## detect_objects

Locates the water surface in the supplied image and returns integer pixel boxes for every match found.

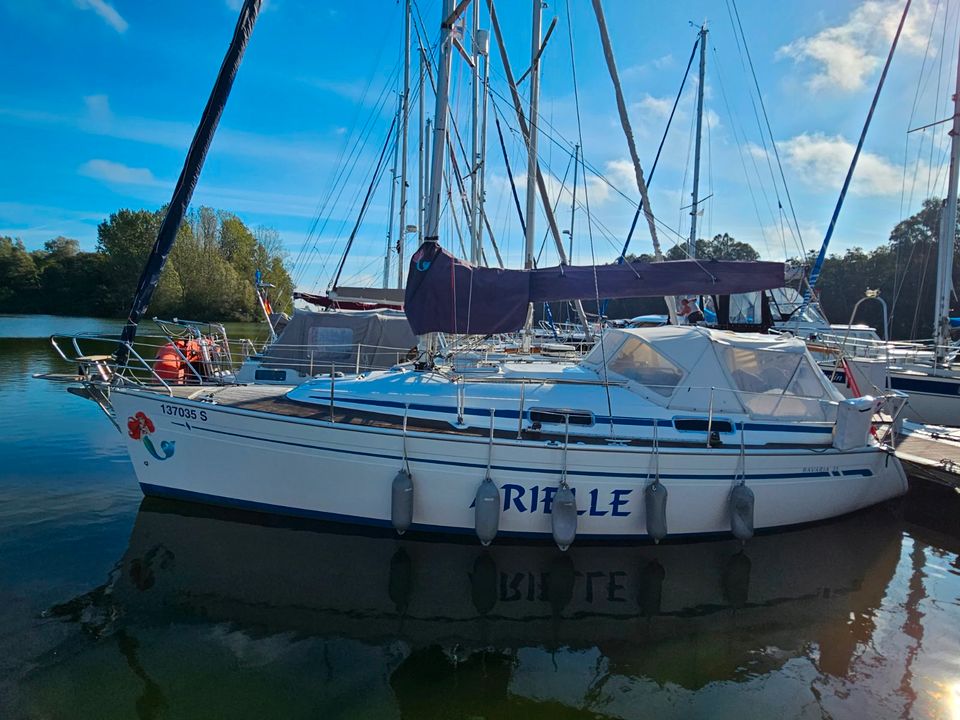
[1,315,958,719]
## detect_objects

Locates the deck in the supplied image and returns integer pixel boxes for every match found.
[888,424,960,489]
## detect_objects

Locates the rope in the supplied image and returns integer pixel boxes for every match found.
[402,403,411,474]
[735,420,747,487]
[485,408,495,475]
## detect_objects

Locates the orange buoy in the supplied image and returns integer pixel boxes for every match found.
[155,342,186,383]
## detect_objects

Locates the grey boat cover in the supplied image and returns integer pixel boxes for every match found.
[261,308,416,373]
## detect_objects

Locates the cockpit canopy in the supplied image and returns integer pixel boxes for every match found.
[581,326,843,420]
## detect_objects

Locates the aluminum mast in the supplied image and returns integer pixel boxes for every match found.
[688,21,707,259]
[934,35,960,359]
[396,0,412,287]
[424,0,457,242]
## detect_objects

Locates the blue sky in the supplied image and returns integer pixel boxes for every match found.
[0,0,956,292]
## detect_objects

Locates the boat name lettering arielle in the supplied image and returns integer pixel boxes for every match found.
[470,484,632,517]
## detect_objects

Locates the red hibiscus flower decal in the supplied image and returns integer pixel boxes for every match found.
[127,411,156,440]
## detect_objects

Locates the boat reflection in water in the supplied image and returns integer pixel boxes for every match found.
[32,498,909,718]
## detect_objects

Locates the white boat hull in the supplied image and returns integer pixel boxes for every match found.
[111,388,908,540]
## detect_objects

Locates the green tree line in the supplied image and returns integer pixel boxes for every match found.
[810,198,958,340]
[0,207,294,321]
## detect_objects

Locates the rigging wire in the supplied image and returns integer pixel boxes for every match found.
[712,48,773,254]
[618,34,700,261]
[801,0,915,310]
[893,0,944,322]
[481,67,696,255]
[292,8,410,288]
[492,105,527,237]
[679,75,698,244]
[329,111,400,289]
[726,0,805,259]
[308,0,443,292]
[288,9,400,281]
[568,0,614,436]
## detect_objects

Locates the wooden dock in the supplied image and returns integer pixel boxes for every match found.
[886,423,960,490]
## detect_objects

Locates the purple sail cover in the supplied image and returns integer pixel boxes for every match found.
[529,259,783,302]
[404,243,530,335]
[404,243,785,335]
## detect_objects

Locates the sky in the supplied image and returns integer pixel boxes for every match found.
[0,0,957,293]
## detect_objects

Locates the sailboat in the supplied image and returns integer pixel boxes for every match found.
[789,1,960,427]
[46,0,907,548]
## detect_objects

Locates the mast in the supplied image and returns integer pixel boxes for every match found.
[934,38,960,358]
[413,45,426,267]
[569,143,579,260]
[424,0,457,242]
[522,0,543,350]
[477,27,491,264]
[469,0,482,264]
[397,0,412,287]
[688,21,707,259]
[117,0,262,361]
[590,0,676,325]
[524,0,542,271]
[383,105,400,288]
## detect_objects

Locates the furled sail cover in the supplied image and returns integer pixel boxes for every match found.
[404,242,786,335]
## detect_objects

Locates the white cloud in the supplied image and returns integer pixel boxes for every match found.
[777,0,936,92]
[604,159,639,192]
[630,90,717,129]
[74,0,128,33]
[778,132,910,196]
[704,108,721,130]
[67,94,336,166]
[635,94,673,120]
[76,157,335,220]
[78,159,161,186]
[623,53,674,79]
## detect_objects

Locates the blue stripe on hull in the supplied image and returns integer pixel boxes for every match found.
[890,375,960,397]
[185,421,870,482]
[825,367,960,397]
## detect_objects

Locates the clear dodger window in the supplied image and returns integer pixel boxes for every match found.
[606,335,684,397]
[721,346,834,420]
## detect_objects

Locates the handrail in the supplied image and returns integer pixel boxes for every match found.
[49,334,176,395]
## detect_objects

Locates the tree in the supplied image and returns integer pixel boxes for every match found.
[665,233,760,261]
[806,197,959,339]
[96,209,182,316]
[43,236,80,259]
[0,236,38,309]
[0,206,317,321]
